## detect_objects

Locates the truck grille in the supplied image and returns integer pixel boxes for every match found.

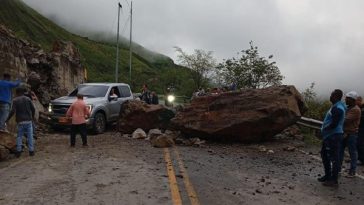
[52,104,70,115]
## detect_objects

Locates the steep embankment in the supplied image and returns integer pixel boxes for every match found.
[0,0,191,93]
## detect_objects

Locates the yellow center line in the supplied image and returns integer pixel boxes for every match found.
[163,148,182,205]
[173,147,201,205]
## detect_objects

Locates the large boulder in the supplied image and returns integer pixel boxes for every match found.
[171,85,306,142]
[118,100,175,134]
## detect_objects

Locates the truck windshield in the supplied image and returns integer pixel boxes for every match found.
[69,85,109,98]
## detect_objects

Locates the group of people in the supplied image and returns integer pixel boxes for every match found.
[0,73,90,157]
[140,84,159,105]
[192,84,238,99]
[0,73,35,157]
[319,89,364,187]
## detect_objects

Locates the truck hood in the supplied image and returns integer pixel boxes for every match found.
[51,96,105,105]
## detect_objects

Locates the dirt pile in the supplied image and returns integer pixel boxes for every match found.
[117,100,175,134]
[0,24,85,106]
[171,85,306,142]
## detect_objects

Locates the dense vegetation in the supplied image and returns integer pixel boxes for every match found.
[0,0,195,96]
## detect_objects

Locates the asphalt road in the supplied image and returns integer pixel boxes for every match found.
[0,132,363,205]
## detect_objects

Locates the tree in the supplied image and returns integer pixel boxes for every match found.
[175,47,216,90]
[301,82,331,120]
[302,82,317,102]
[216,41,284,89]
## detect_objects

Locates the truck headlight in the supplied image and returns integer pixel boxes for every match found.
[48,103,52,113]
[167,95,175,103]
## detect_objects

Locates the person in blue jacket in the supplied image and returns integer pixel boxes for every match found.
[318,89,346,187]
[0,73,21,131]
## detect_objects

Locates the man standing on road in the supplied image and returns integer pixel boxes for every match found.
[339,91,361,177]
[6,87,35,157]
[0,73,20,132]
[66,94,90,147]
[318,89,346,187]
[357,96,364,165]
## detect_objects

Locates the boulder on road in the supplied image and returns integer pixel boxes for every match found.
[150,134,175,148]
[171,85,305,142]
[147,129,163,140]
[118,100,175,134]
[132,128,147,139]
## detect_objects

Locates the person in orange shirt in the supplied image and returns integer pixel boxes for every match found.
[66,94,90,147]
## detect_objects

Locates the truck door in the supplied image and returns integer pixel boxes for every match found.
[108,86,122,121]
[117,85,132,113]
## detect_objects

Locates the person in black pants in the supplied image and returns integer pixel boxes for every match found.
[318,89,346,187]
[66,94,90,147]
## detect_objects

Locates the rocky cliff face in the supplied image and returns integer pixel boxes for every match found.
[0,24,85,106]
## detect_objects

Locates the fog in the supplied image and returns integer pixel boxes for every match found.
[23,0,364,96]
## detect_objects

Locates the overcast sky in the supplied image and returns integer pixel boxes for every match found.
[23,0,364,96]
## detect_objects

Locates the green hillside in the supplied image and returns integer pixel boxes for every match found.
[0,0,195,95]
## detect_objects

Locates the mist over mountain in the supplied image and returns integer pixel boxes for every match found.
[0,0,196,96]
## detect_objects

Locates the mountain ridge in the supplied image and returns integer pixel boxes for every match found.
[0,0,194,95]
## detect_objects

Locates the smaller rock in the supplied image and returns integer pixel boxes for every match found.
[147,129,162,140]
[0,145,10,161]
[267,150,274,154]
[132,128,147,139]
[255,189,263,194]
[258,146,267,152]
[122,134,130,138]
[0,131,16,150]
[151,134,175,148]
[174,138,185,145]
[183,138,205,146]
[283,146,296,152]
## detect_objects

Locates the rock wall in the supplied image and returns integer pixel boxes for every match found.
[0,24,85,106]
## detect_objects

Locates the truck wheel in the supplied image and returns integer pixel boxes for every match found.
[93,112,106,134]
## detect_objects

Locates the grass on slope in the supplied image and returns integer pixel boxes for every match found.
[0,0,171,87]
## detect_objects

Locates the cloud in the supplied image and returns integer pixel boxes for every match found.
[23,0,364,96]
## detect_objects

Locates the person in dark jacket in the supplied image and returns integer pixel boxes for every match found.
[6,87,35,157]
[318,89,346,187]
[140,84,151,104]
[0,73,20,131]
[151,91,159,105]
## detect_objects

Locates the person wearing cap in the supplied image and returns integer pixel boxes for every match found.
[6,87,35,157]
[318,89,346,187]
[356,96,364,165]
[339,91,361,177]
